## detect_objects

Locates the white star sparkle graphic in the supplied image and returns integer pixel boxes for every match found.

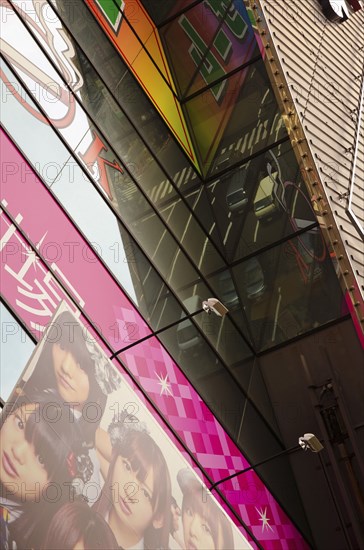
[255,507,274,532]
[22,246,41,270]
[21,232,47,272]
[155,372,173,396]
[35,232,47,251]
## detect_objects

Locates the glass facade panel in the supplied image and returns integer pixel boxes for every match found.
[160,0,260,99]
[207,140,317,261]
[96,1,175,90]
[128,249,187,330]
[140,0,202,26]
[74,114,225,278]
[207,268,252,340]
[156,197,224,274]
[49,137,205,314]
[233,232,347,350]
[51,160,138,304]
[231,356,280,434]
[54,0,196,186]
[184,186,226,256]
[175,283,253,366]
[159,0,232,97]
[184,59,288,175]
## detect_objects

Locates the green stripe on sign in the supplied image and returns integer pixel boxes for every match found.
[95,0,125,32]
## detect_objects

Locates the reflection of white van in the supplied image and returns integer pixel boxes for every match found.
[177,296,202,352]
[253,171,281,222]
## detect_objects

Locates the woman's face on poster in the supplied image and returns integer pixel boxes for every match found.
[0,404,49,501]
[52,343,90,405]
[182,505,215,550]
[111,455,156,541]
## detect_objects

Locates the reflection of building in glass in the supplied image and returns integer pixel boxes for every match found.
[1,0,363,548]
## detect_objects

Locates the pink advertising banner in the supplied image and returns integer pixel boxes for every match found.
[0,301,253,549]
[0,129,309,548]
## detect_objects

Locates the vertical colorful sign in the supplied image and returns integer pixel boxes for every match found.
[85,0,265,175]
[85,0,199,170]
[153,0,265,172]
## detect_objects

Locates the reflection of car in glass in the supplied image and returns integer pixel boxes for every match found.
[253,150,286,222]
[177,296,202,352]
[226,163,250,214]
[218,271,240,310]
[253,171,281,222]
[241,258,266,300]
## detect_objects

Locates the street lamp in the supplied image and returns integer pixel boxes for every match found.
[109,298,228,359]
[209,433,324,492]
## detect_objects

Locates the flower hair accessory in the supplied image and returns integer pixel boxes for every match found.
[108,409,149,448]
[85,339,121,395]
[67,449,94,498]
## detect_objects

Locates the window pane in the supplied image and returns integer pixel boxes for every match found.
[184,60,288,175]
[233,232,347,350]
[175,285,253,366]
[207,141,317,261]
[161,0,260,98]
[140,0,199,25]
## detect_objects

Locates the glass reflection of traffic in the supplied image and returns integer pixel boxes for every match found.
[203,141,345,351]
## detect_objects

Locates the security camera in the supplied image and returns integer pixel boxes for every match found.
[298,433,324,453]
[202,298,229,317]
